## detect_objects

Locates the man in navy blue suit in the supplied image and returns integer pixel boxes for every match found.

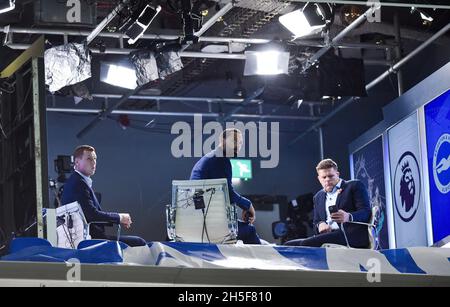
[61,145,146,247]
[286,159,371,248]
[190,129,261,244]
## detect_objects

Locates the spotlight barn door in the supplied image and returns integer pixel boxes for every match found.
[0,37,49,240]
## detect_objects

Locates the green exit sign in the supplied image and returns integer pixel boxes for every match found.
[230,159,252,180]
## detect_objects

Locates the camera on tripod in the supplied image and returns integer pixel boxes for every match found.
[272,193,314,244]
[54,155,73,183]
[49,155,74,208]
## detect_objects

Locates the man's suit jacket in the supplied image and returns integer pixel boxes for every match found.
[61,172,120,239]
[313,180,371,242]
[190,149,252,211]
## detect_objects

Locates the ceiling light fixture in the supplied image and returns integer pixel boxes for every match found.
[100,62,138,89]
[279,3,332,39]
[244,50,290,76]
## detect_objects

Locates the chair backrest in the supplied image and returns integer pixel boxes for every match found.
[368,205,381,250]
[167,179,238,244]
[55,202,90,249]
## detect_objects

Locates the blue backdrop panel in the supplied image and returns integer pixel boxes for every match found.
[424,89,450,243]
[352,136,389,249]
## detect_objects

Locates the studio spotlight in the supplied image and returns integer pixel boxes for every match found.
[100,62,137,89]
[279,3,332,39]
[0,0,15,14]
[244,51,290,76]
[126,5,161,45]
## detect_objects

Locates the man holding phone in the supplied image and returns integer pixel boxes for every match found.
[286,159,371,248]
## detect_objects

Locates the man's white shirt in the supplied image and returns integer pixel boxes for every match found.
[325,179,343,231]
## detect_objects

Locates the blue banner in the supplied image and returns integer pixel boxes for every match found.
[3,238,450,277]
[352,136,390,249]
[424,89,450,243]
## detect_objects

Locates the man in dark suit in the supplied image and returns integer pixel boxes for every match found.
[61,145,146,247]
[286,159,371,248]
[190,129,261,244]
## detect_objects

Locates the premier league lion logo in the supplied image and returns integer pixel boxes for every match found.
[399,161,415,212]
[394,152,421,222]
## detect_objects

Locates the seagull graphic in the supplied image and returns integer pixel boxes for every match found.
[436,154,450,174]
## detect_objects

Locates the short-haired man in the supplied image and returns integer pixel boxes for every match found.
[286,159,371,248]
[61,145,146,247]
[190,129,261,244]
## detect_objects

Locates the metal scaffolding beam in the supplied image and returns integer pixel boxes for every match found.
[7,45,394,64]
[0,37,45,78]
[222,86,265,122]
[86,0,130,45]
[302,5,378,72]
[5,44,249,59]
[89,93,263,104]
[2,27,400,54]
[76,84,146,138]
[195,2,234,38]
[0,26,271,45]
[47,108,320,121]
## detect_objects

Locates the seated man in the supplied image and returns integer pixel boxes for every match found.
[61,145,146,247]
[190,128,261,244]
[286,159,371,248]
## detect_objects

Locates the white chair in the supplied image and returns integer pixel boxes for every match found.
[367,205,382,250]
[55,202,90,249]
[322,205,381,250]
[166,179,238,244]
[53,202,121,249]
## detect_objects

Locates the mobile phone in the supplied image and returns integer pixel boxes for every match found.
[329,205,338,214]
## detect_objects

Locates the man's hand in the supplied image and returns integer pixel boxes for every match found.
[242,205,256,224]
[119,213,132,229]
[331,210,351,224]
[318,222,332,234]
